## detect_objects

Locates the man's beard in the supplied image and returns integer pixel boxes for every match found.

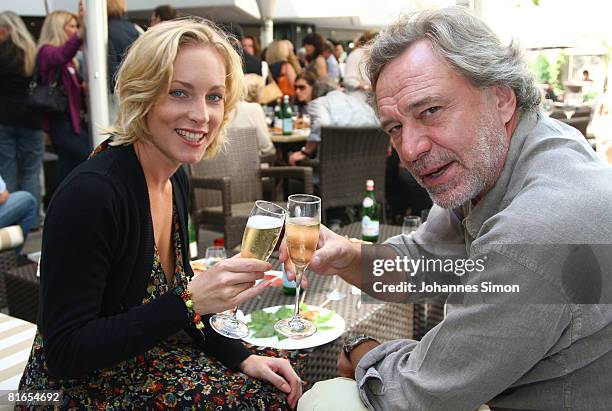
[404,116,508,209]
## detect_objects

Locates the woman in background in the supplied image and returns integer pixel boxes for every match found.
[37,9,91,183]
[229,74,276,158]
[302,33,327,82]
[0,11,44,228]
[265,40,299,98]
[293,71,320,117]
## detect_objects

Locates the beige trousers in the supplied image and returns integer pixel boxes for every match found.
[297,377,369,411]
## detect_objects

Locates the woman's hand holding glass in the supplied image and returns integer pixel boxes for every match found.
[187,256,271,316]
[209,201,286,339]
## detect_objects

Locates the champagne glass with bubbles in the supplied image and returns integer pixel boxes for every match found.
[275,194,321,338]
[209,201,286,339]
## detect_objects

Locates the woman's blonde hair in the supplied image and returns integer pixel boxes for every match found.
[107,0,127,17]
[37,11,77,50]
[106,18,246,159]
[244,74,264,103]
[266,40,301,75]
[265,40,290,65]
[0,11,37,76]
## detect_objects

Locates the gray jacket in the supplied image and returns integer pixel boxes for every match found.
[356,111,612,410]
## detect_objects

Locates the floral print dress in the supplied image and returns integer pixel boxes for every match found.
[18,205,304,410]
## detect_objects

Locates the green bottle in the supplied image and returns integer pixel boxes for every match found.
[188,215,198,260]
[281,95,294,136]
[281,263,296,295]
[360,179,379,243]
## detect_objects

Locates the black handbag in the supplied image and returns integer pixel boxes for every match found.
[24,65,68,115]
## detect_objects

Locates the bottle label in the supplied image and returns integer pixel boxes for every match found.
[363,197,374,208]
[281,263,296,288]
[189,241,198,259]
[282,118,293,133]
[362,216,380,237]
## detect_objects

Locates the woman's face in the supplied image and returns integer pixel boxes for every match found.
[295,79,313,104]
[303,44,315,57]
[0,26,9,42]
[145,43,226,168]
[63,17,78,38]
[241,37,254,56]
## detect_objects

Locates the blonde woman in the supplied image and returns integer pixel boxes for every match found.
[37,9,90,183]
[18,19,301,409]
[265,40,299,97]
[0,11,44,228]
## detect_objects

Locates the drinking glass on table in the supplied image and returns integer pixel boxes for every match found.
[402,215,422,235]
[209,201,286,339]
[205,246,226,267]
[275,194,321,338]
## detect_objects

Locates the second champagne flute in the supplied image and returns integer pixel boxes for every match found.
[209,201,286,339]
[275,194,321,338]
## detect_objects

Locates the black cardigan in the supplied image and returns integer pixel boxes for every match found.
[39,144,250,378]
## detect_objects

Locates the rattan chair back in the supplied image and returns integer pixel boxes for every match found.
[190,128,263,209]
[318,126,389,220]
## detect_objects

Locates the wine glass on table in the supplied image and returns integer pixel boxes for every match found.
[209,200,286,339]
[275,194,321,338]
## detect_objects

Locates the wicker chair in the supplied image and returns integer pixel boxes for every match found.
[298,126,389,224]
[0,225,24,309]
[562,116,590,137]
[189,127,313,250]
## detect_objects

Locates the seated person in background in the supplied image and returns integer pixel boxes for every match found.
[265,40,299,98]
[322,40,341,88]
[343,29,379,92]
[228,73,275,158]
[293,6,612,411]
[288,87,378,165]
[149,4,177,26]
[544,81,557,101]
[0,175,37,256]
[17,19,301,409]
[293,71,320,117]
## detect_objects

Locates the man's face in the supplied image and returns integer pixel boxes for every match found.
[376,40,511,209]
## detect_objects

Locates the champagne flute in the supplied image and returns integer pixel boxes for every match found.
[209,201,286,339]
[275,194,321,338]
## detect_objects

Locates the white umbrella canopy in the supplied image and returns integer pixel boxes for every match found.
[480,0,612,51]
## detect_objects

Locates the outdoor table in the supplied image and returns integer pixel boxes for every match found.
[240,223,415,385]
[270,128,309,144]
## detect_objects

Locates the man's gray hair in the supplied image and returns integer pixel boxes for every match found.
[365,6,540,113]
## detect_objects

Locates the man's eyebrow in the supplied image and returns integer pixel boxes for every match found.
[379,95,443,130]
[407,95,442,112]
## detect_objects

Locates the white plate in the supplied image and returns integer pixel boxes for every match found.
[239,305,345,350]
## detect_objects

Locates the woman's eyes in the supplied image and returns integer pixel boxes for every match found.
[168,90,224,102]
[169,89,186,98]
[207,94,224,102]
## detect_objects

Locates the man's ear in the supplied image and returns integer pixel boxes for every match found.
[491,85,517,124]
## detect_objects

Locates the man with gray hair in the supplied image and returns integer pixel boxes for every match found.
[292,6,612,411]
